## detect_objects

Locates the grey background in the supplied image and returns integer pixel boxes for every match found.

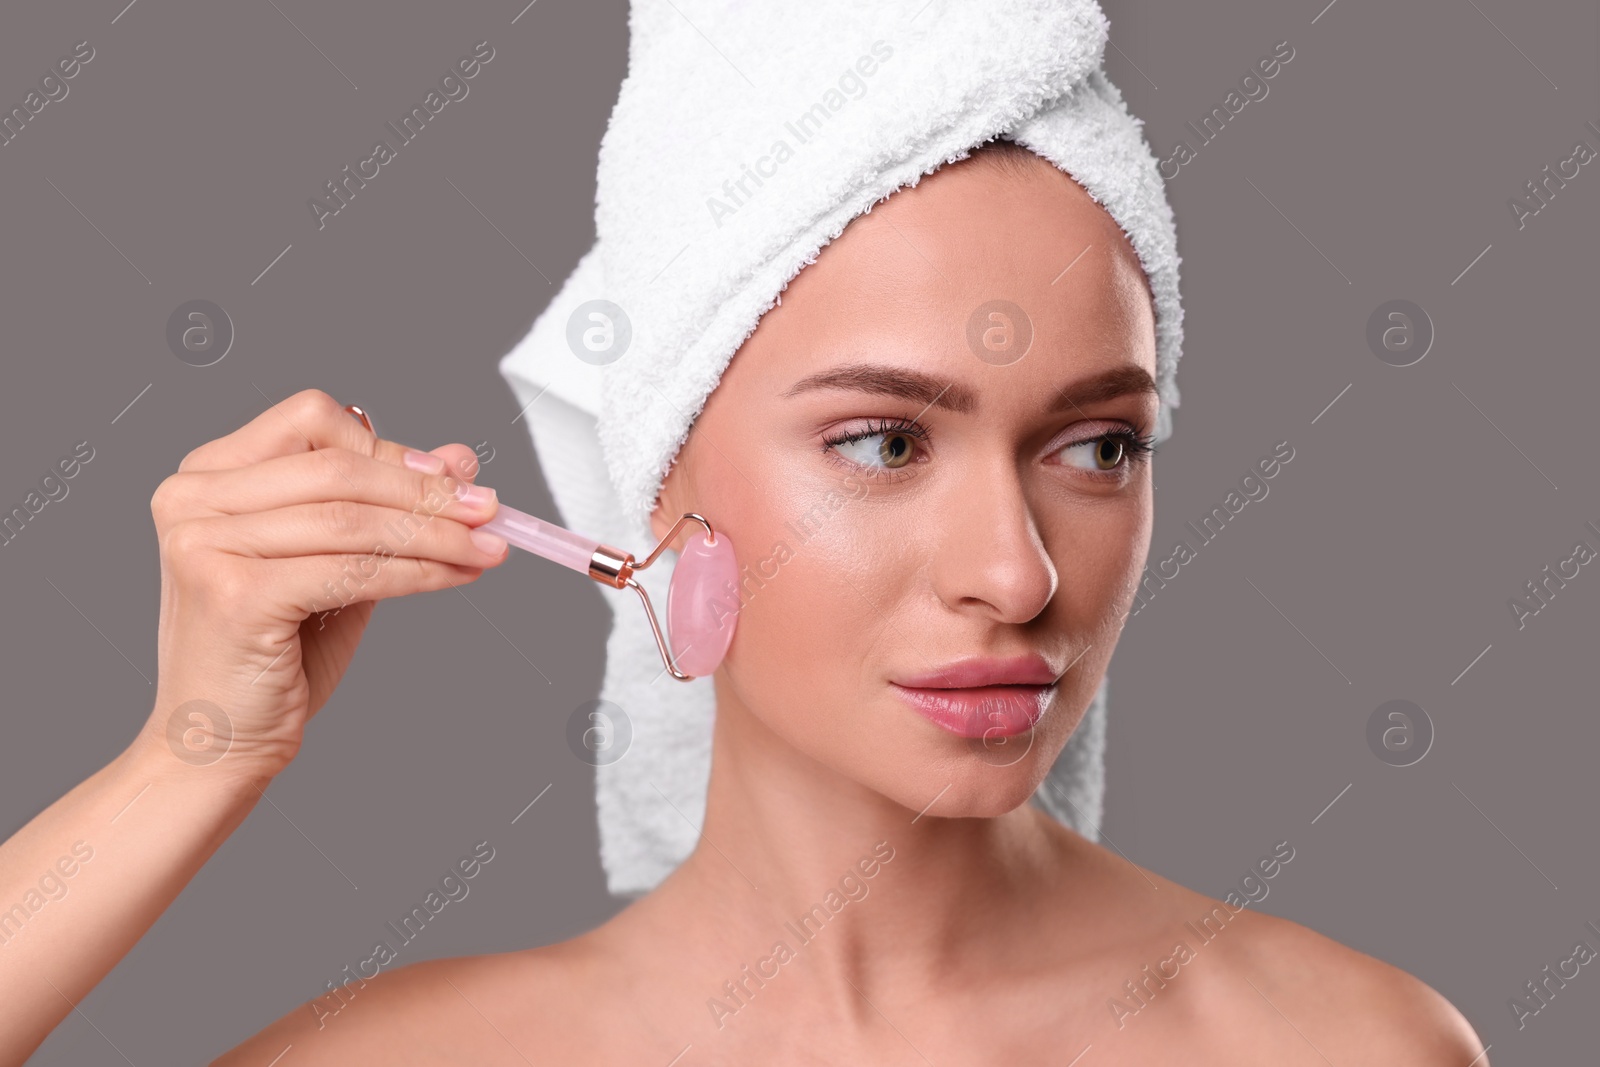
[1,0,1593,1062]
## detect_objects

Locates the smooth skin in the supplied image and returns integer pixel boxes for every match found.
[1,145,1488,1066]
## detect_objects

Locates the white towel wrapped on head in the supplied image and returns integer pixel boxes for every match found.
[499,0,1183,898]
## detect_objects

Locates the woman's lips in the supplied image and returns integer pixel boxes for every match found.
[890,682,1053,739]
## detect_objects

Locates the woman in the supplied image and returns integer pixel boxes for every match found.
[0,0,1484,1062]
[0,136,1486,1064]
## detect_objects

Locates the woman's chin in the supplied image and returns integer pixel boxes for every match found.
[865,743,1060,821]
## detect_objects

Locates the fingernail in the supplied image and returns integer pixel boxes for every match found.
[470,528,507,557]
[404,449,445,474]
[455,482,496,507]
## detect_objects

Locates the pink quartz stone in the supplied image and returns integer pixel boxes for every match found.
[666,529,740,677]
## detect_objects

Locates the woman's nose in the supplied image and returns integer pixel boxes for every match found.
[929,461,1057,624]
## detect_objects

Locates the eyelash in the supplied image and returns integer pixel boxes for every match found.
[819,417,1157,483]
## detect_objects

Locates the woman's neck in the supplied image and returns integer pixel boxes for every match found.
[663,683,1072,985]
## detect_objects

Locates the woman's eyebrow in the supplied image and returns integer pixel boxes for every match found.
[780,362,1158,415]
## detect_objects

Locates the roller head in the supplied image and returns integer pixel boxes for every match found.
[665,529,740,677]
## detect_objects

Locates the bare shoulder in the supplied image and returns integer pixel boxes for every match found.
[1019,816,1488,1064]
[209,943,593,1066]
[1212,905,1491,1065]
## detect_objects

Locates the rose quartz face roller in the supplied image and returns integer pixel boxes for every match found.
[337,405,736,680]
[477,503,740,681]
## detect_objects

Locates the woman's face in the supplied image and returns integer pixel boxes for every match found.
[651,149,1159,817]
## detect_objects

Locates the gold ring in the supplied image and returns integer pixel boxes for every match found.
[343,403,376,436]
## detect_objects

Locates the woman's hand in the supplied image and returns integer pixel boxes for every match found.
[0,387,513,1065]
[139,387,507,783]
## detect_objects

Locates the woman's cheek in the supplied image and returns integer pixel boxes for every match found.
[725,549,859,752]
[746,502,881,668]
[1094,494,1153,629]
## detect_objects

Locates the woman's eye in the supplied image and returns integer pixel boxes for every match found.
[831,430,919,470]
[823,422,1148,480]
[1058,435,1131,473]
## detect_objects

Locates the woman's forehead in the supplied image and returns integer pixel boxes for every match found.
[740,156,1154,362]
[725,182,1156,403]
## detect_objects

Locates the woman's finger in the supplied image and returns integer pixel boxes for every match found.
[266,552,491,617]
[168,501,509,570]
[429,443,486,485]
[177,388,431,475]
[155,447,497,524]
